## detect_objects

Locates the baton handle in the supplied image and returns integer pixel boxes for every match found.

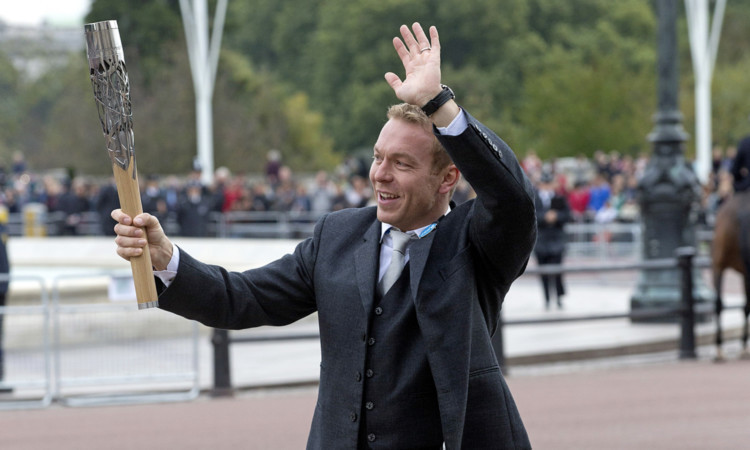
[113,161,159,308]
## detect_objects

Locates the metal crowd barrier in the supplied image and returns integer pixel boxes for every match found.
[0,274,52,411]
[208,246,726,394]
[8,209,651,260]
[0,270,201,410]
[491,248,715,369]
[563,221,642,259]
[50,272,200,407]
[212,210,323,238]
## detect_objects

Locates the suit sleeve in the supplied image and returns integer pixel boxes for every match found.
[436,111,537,286]
[157,216,326,329]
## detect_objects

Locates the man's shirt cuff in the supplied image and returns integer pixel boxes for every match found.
[154,246,180,288]
[436,109,468,136]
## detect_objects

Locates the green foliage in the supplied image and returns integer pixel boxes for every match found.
[0,50,21,159]
[85,0,183,85]
[712,58,750,147]
[16,0,338,175]
[521,51,655,158]
[218,0,666,158]
[211,49,340,173]
[6,0,750,175]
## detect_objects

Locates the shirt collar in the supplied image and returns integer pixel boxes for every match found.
[379,206,451,242]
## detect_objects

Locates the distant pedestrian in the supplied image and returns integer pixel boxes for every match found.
[0,205,9,383]
[94,178,119,236]
[534,172,571,309]
[177,181,213,237]
[731,135,750,192]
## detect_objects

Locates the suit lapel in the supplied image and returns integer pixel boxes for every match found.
[354,219,381,316]
[408,229,436,305]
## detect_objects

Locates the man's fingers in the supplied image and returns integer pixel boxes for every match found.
[392,37,410,63]
[115,234,146,248]
[114,222,143,238]
[111,208,131,225]
[411,22,430,50]
[116,245,144,260]
[399,24,419,53]
[429,26,440,51]
[133,212,156,228]
[114,233,147,261]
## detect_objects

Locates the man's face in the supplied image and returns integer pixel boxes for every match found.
[369,119,448,231]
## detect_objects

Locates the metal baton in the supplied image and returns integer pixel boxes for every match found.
[85,20,158,309]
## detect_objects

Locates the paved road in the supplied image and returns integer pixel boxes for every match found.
[2,358,748,449]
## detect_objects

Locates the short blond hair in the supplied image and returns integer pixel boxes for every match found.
[386,103,453,173]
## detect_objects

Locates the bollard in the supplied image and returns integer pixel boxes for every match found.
[212,328,234,396]
[676,247,697,359]
[22,203,47,237]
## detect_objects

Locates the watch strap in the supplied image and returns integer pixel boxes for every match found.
[421,85,455,117]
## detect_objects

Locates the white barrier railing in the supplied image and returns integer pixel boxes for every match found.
[0,271,200,410]
[0,274,52,410]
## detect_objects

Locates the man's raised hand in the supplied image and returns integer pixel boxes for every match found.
[384,23,443,108]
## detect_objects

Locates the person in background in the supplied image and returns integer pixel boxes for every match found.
[587,172,611,217]
[731,135,750,193]
[0,204,8,386]
[534,172,571,309]
[567,179,591,222]
[55,177,91,236]
[94,178,119,236]
[309,170,335,214]
[176,181,213,237]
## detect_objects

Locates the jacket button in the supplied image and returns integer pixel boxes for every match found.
[366,401,374,410]
[368,433,376,442]
[374,306,383,315]
[368,337,376,346]
[355,371,362,382]
[366,369,374,378]
[350,412,357,422]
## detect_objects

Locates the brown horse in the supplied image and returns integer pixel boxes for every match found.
[711,190,750,361]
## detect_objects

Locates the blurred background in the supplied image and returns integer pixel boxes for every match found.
[0,0,748,237]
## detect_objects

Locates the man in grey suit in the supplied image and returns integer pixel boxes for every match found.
[113,23,536,449]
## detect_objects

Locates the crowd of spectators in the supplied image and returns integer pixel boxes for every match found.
[523,144,744,228]
[0,144,744,238]
[523,149,648,225]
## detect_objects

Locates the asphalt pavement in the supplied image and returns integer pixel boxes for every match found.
[1,358,748,449]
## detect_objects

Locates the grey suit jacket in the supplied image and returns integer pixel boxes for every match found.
[158,111,537,449]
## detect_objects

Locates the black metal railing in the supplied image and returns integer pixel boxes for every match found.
[208,246,737,395]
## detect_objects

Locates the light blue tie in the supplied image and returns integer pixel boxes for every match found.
[379,229,412,296]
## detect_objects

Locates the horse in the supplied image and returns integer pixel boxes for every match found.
[711,190,750,361]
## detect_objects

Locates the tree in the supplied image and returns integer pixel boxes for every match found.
[85,0,184,86]
[0,50,21,160]
[516,0,657,158]
[520,50,655,158]
[72,0,339,175]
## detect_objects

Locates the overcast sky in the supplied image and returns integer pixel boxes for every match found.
[0,0,92,26]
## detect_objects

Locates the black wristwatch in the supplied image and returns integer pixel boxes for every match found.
[421,84,455,117]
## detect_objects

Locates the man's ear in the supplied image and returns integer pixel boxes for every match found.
[438,164,460,195]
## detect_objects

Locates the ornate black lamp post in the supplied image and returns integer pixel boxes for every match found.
[630,0,712,320]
